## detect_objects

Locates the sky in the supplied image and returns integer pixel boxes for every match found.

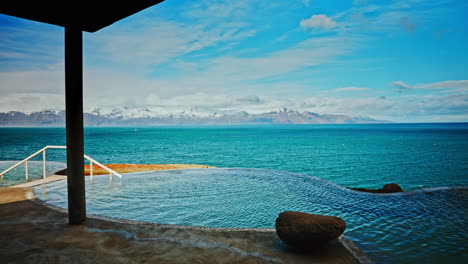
[0,0,467,122]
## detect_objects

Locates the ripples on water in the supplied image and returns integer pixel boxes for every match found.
[34,168,467,264]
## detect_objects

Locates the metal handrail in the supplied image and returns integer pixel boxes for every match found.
[84,154,122,179]
[0,145,122,181]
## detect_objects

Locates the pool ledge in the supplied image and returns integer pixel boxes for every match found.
[9,174,66,188]
[0,185,372,264]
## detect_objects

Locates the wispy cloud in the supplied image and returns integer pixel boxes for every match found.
[88,20,257,67]
[334,0,452,34]
[392,80,468,92]
[335,87,370,92]
[200,36,357,83]
[416,80,468,90]
[0,18,63,71]
[183,0,253,20]
[392,81,413,92]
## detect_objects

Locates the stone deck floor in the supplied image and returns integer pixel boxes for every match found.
[0,182,368,264]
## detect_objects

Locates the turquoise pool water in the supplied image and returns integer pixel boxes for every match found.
[0,161,66,187]
[33,168,467,264]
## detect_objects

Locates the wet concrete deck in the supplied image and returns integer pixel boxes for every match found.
[0,181,368,264]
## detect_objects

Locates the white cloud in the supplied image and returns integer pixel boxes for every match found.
[142,93,264,114]
[85,1,266,68]
[0,93,64,112]
[183,1,252,20]
[392,81,413,92]
[414,93,468,116]
[0,28,366,115]
[95,93,396,116]
[198,36,357,84]
[416,80,468,90]
[335,87,369,92]
[88,19,257,66]
[300,14,338,30]
[392,80,468,92]
[2,70,467,122]
[334,0,451,35]
[0,70,64,94]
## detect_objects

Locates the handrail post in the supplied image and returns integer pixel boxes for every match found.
[83,155,122,179]
[90,161,94,179]
[43,149,47,179]
[25,161,28,181]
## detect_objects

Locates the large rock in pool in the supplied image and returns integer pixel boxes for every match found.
[348,183,404,193]
[275,211,346,250]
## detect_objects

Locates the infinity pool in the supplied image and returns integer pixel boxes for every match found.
[33,168,467,264]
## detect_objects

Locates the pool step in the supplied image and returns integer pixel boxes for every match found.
[12,175,66,188]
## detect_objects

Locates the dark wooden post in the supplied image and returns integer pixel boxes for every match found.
[65,26,86,225]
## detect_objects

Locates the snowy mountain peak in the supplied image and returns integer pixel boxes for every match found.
[0,108,391,126]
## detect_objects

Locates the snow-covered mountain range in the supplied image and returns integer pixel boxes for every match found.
[0,107,390,126]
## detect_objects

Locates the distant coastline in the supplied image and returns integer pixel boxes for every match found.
[0,108,391,126]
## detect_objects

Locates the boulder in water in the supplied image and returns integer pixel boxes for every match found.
[381,183,403,193]
[275,211,346,250]
[348,183,403,193]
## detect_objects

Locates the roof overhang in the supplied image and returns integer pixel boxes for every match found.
[0,1,165,32]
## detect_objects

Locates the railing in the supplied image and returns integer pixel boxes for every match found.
[84,154,122,180]
[0,145,122,181]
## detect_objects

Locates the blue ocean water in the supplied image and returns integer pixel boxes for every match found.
[1,123,467,189]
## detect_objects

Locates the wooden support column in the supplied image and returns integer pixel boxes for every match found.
[65,26,86,225]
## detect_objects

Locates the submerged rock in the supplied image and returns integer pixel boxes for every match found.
[348,183,403,193]
[275,211,346,250]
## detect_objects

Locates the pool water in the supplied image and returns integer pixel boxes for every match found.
[33,168,467,264]
[0,161,66,187]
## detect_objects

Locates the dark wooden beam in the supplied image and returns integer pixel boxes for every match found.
[65,26,86,225]
[0,1,165,32]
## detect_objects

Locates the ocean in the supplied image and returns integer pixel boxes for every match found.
[1,123,468,263]
[1,123,467,189]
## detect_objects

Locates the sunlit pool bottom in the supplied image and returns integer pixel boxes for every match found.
[33,168,467,264]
